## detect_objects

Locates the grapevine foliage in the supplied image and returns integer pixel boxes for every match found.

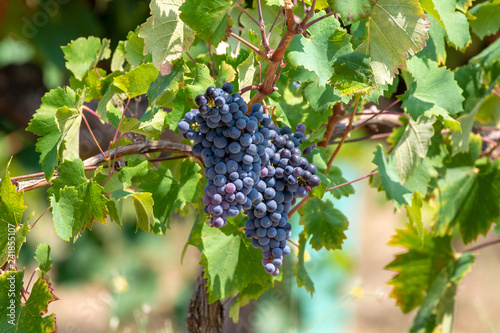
[2,0,500,331]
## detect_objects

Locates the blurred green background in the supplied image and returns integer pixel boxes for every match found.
[1,1,500,332]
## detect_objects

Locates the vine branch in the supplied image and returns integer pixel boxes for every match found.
[462,238,500,253]
[229,32,267,59]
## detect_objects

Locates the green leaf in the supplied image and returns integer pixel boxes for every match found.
[416,15,447,65]
[26,87,82,180]
[147,59,185,107]
[331,52,373,96]
[372,145,413,206]
[420,0,471,49]
[237,52,256,102]
[330,0,376,23]
[295,231,315,295]
[61,36,111,80]
[470,0,500,39]
[117,159,150,188]
[189,219,275,303]
[140,0,195,69]
[113,63,159,98]
[390,116,435,181]
[299,199,349,251]
[434,161,500,244]
[229,282,270,322]
[111,41,126,72]
[185,64,215,101]
[326,166,355,199]
[131,192,155,233]
[356,0,429,86]
[471,37,500,69]
[410,253,475,333]
[399,57,463,129]
[35,244,52,272]
[405,192,424,240]
[124,27,146,68]
[0,168,30,267]
[120,108,167,137]
[55,106,81,162]
[0,271,58,332]
[385,225,454,313]
[179,0,236,45]
[49,187,82,241]
[139,159,201,228]
[303,83,343,112]
[215,63,235,88]
[286,12,352,86]
[166,89,191,132]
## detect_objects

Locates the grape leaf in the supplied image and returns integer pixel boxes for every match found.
[229,282,271,322]
[356,0,429,86]
[179,0,237,45]
[0,170,31,267]
[124,27,146,68]
[131,192,155,233]
[61,36,111,80]
[286,12,352,86]
[0,271,58,332]
[434,161,500,244]
[420,0,470,50]
[111,41,126,72]
[328,166,355,199]
[166,89,191,133]
[405,192,424,241]
[49,186,82,241]
[416,15,447,65]
[189,218,275,303]
[117,159,150,188]
[470,0,500,40]
[120,108,167,137]
[299,199,349,251]
[410,253,474,333]
[331,52,373,96]
[302,83,343,112]
[147,59,185,107]
[399,57,463,130]
[139,159,202,228]
[385,225,454,313]
[49,159,109,241]
[113,63,159,98]
[215,62,236,88]
[330,0,376,23]
[55,106,81,162]
[185,64,215,102]
[237,52,256,102]
[471,37,500,69]
[35,244,52,273]
[26,87,83,180]
[372,145,413,206]
[140,0,195,69]
[390,116,435,182]
[295,231,315,295]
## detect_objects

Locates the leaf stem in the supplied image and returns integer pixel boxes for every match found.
[462,238,500,253]
[30,206,51,230]
[287,238,299,248]
[229,32,267,59]
[326,171,378,192]
[81,105,101,119]
[303,11,335,30]
[267,7,284,41]
[330,132,392,144]
[288,195,311,218]
[81,112,107,161]
[326,96,360,171]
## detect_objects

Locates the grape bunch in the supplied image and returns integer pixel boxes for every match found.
[177,82,321,275]
[243,113,321,275]
[178,82,270,228]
